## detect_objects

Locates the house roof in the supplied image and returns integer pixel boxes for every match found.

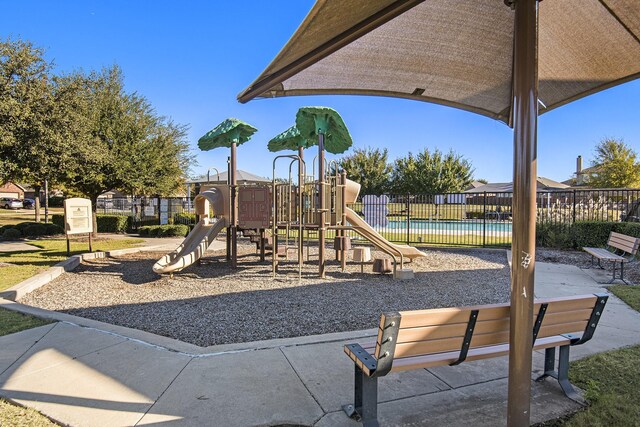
[187,169,270,184]
[464,177,569,193]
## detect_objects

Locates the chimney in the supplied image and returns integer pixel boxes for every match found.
[576,155,583,184]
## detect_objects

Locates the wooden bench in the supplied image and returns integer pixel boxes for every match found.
[583,231,639,284]
[343,293,609,426]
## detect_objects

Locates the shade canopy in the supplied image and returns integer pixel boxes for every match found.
[267,125,314,152]
[198,118,258,151]
[295,106,353,154]
[238,0,640,125]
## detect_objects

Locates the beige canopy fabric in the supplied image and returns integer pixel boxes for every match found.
[238,0,640,125]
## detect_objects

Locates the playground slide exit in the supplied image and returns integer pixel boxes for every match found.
[153,188,229,274]
[344,207,427,260]
[152,218,227,274]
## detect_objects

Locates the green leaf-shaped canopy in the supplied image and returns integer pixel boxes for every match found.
[267,125,315,152]
[295,106,352,154]
[198,118,257,151]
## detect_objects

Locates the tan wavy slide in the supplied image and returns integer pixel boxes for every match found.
[345,207,427,260]
[153,188,229,274]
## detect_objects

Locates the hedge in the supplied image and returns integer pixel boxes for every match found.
[537,221,640,249]
[52,214,132,233]
[2,228,21,240]
[173,212,196,225]
[138,224,189,238]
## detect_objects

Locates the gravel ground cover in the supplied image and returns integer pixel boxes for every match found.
[21,242,510,346]
[536,248,640,284]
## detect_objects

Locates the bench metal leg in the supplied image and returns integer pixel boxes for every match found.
[536,346,585,404]
[557,345,584,403]
[343,365,379,427]
[536,347,556,380]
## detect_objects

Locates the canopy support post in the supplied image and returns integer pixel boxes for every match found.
[508,0,539,426]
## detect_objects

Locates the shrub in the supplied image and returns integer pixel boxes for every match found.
[47,196,64,207]
[536,223,573,249]
[2,228,22,240]
[12,222,40,233]
[96,215,129,233]
[0,225,12,235]
[617,222,640,239]
[45,223,64,235]
[160,224,189,237]
[52,213,132,233]
[138,224,188,238]
[22,223,48,237]
[173,212,196,225]
[52,214,64,228]
[572,221,616,248]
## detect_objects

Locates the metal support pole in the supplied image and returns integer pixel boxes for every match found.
[230,143,238,268]
[508,1,539,425]
[318,132,326,278]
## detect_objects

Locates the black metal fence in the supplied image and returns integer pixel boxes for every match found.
[97,188,640,247]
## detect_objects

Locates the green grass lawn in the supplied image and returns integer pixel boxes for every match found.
[0,237,144,292]
[540,285,640,426]
[0,307,52,336]
[0,207,63,227]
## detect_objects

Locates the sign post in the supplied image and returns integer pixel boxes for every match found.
[63,198,94,255]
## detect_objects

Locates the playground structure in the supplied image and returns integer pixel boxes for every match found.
[154,109,426,278]
[154,155,426,278]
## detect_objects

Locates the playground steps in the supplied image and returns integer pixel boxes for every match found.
[240,228,272,252]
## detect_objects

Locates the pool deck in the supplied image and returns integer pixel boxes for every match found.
[0,258,639,426]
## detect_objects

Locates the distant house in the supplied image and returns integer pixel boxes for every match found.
[563,155,599,187]
[463,177,569,194]
[0,182,25,199]
[465,180,486,191]
[187,170,271,186]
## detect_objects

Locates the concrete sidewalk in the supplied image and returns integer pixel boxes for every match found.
[1,261,639,426]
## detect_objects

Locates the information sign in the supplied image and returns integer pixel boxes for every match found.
[64,198,93,235]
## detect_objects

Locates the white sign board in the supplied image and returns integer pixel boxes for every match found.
[64,198,93,235]
[144,206,155,216]
[160,199,169,212]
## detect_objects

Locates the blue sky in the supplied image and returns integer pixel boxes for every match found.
[3,1,639,184]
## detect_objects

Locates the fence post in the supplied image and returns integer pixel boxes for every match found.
[572,189,577,224]
[483,192,487,248]
[406,195,410,244]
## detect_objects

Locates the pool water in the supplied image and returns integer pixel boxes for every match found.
[384,220,512,233]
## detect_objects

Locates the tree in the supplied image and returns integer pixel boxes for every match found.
[338,147,392,195]
[0,38,75,221]
[391,148,473,194]
[588,138,640,188]
[62,66,193,232]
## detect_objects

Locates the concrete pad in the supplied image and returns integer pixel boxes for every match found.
[0,323,57,375]
[0,340,191,427]
[0,323,126,381]
[428,356,509,388]
[316,378,581,427]
[282,341,449,413]
[138,348,323,427]
[0,241,40,252]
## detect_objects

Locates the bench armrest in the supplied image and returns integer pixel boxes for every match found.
[344,343,378,376]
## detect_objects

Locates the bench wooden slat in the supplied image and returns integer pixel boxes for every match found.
[389,335,572,372]
[397,305,510,329]
[608,232,640,253]
[380,297,597,359]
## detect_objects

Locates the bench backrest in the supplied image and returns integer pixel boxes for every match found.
[607,231,640,255]
[374,294,608,361]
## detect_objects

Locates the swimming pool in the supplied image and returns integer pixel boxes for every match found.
[384,220,512,233]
